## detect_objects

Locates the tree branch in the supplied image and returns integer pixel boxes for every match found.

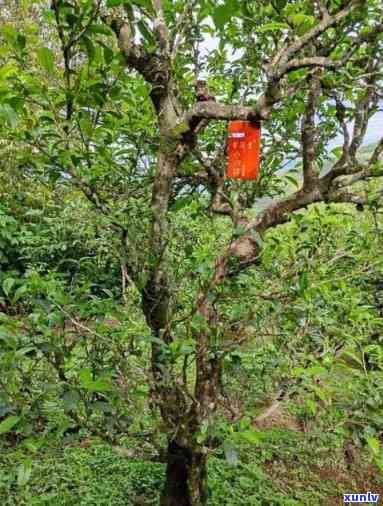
[108,19,153,80]
[301,75,321,188]
[270,0,363,78]
[181,0,364,134]
[349,84,379,163]
[170,0,196,60]
[152,0,170,54]
[332,137,383,189]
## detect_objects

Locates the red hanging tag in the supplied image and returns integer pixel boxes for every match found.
[227,120,261,180]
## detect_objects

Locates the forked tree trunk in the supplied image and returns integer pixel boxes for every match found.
[160,440,208,506]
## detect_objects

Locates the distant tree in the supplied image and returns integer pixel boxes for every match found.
[1,0,383,504]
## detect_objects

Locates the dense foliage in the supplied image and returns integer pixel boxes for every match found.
[1,0,383,504]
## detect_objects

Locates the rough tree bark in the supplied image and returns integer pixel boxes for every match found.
[160,440,208,506]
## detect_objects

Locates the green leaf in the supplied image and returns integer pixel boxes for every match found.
[0,63,18,80]
[17,459,32,487]
[372,160,383,176]
[132,0,154,12]
[213,2,237,30]
[16,34,26,51]
[79,368,93,386]
[1,25,18,44]
[90,378,114,392]
[223,440,239,466]
[366,436,380,456]
[13,284,28,302]
[37,47,55,74]
[284,174,300,188]
[79,116,93,137]
[305,399,317,416]
[172,196,192,211]
[233,224,247,237]
[101,44,114,64]
[298,271,308,294]
[238,429,263,444]
[213,6,230,30]
[258,22,289,33]
[0,104,19,128]
[82,36,95,61]
[0,415,20,434]
[290,14,315,34]
[2,277,15,297]
[331,146,343,159]
[106,0,126,6]
[87,24,112,36]
[22,437,44,453]
[79,368,113,392]
[37,342,60,353]
[62,390,81,412]
[107,0,153,10]
[250,229,263,249]
[342,350,363,368]
[290,13,306,25]
[137,20,156,46]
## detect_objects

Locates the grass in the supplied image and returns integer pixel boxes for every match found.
[1,429,382,505]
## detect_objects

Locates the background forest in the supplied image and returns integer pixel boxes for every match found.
[1,0,383,505]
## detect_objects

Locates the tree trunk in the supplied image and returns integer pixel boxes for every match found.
[160,440,208,506]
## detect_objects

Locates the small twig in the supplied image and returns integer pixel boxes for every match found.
[51,302,105,341]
